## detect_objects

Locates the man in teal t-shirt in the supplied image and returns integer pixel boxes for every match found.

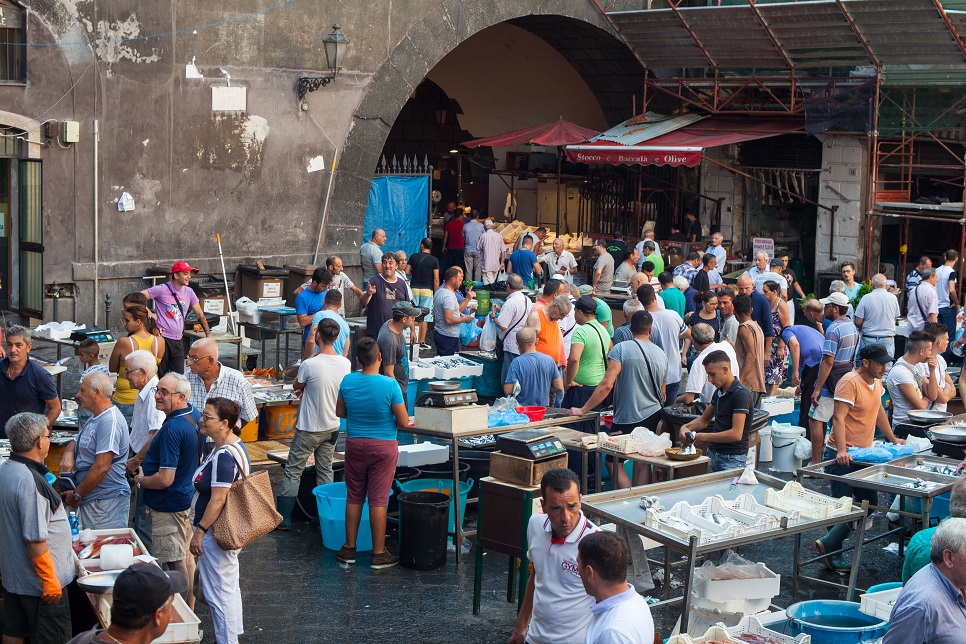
[902,479,966,582]
[658,272,686,317]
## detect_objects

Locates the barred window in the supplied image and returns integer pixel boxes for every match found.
[0,1,25,83]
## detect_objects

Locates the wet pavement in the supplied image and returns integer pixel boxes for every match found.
[29,341,909,642]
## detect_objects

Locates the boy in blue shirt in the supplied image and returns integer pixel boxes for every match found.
[507,237,542,289]
[296,268,332,344]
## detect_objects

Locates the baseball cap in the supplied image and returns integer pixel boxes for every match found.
[769,258,783,267]
[112,565,188,620]
[575,295,597,314]
[819,292,850,306]
[859,344,891,364]
[392,301,422,318]
[577,284,594,296]
[170,260,199,275]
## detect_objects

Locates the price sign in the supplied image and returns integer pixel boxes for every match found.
[752,237,775,258]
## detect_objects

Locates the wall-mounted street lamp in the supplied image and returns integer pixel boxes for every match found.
[296,24,350,101]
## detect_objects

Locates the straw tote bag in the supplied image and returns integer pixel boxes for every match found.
[212,443,282,550]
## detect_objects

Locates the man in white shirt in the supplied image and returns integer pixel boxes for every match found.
[885,330,939,425]
[122,350,166,553]
[935,250,960,355]
[907,268,939,332]
[748,251,769,282]
[855,273,901,359]
[510,469,599,644]
[682,323,739,404]
[492,274,534,383]
[277,318,352,529]
[578,531,655,644]
[705,232,727,278]
[754,258,789,300]
[923,321,956,413]
[541,238,578,283]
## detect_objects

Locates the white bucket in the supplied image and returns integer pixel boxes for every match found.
[758,426,773,462]
[771,425,806,473]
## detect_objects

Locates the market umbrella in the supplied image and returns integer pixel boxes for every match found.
[462,117,600,235]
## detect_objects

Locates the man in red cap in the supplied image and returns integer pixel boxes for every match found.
[141,261,210,376]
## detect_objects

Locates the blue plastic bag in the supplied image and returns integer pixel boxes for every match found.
[849,443,914,463]
[488,409,530,428]
[460,320,482,345]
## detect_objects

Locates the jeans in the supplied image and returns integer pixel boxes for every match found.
[860,335,895,364]
[664,381,680,406]
[939,306,957,359]
[464,252,481,282]
[823,446,879,506]
[501,351,519,385]
[707,449,747,473]
[280,429,340,497]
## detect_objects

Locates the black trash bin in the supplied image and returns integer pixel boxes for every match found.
[398,491,450,571]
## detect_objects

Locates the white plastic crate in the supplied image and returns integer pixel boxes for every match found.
[765,481,853,520]
[761,396,795,416]
[409,364,436,380]
[667,625,739,644]
[859,587,902,621]
[729,616,810,643]
[397,442,449,467]
[691,594,772,615]
[646,501,746,545]
[461,361,484,377]
[72,528,150,576]
[692,563,781,603]
[725,493,801,527]
[691,495,782,535]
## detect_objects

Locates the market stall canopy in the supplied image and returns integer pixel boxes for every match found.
[565,117,805,167]
[604,0,966,71]
[462,118,600,148]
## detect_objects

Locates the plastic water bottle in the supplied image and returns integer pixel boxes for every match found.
[68,512,80,544]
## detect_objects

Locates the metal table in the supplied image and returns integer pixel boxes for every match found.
[545,427,604,494]
[602,449,711,484]
[399,411,599,564]
[580,470,868,633]
[236,321,301,380]
[183,329,244,368]
[798,454,960,557]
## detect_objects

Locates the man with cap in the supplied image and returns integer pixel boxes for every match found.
[67,565,189,644]
[433,267,476,357]
[378,301,421,404]
[564,295,613,434]
[0,412,75,644]
[477,220,506,285]
[809,291,860,463]
[755,258,789,300]
[816,344,904,571]
[141,260,210,376]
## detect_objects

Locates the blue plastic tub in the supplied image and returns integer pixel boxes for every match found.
[395,477,473,533]
[313,483,393,552]
[786,600,888,643]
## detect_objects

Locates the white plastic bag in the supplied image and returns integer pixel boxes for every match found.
[630,427,672,457]
[480,317,498,352]
[793,436,812,460]
[235,297,257,316]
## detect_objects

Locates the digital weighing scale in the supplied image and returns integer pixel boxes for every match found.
[69,328,116,343]
[496,429,567,461]
[415,389,479,407]
[609,280,633,295]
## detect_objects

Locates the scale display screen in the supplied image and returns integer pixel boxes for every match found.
[497,429,567,460]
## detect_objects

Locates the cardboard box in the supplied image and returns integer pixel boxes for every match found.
[489,451,568,487]
[201,295,228,317]
[412,405,488,434]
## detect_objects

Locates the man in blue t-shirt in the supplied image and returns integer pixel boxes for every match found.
[296,268,332,345]
[507,237,543,289]
[134,373,201,609]
[303,290,351,359]
[505,328,563,407]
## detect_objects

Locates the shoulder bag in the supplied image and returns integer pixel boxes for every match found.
[495,296,531,360]
[212,442,282,550]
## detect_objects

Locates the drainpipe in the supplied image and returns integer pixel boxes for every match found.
[93,118,99,326]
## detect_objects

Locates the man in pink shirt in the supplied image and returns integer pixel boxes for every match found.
[141,261,209,376]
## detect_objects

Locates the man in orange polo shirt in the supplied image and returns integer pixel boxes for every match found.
[816,343,905,572]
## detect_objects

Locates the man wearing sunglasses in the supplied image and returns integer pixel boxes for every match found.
[134,373,201,610]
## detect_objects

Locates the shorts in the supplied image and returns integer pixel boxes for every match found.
[344,438,398,506]
[809,396,835,423]
[159,336,186,376]
[412,290,434,323]
[2,589,71,644]
[79,495,131,530]
[150,508,193,563]
[434,331,460,357]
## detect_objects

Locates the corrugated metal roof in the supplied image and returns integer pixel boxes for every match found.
[590,112,706,145]
[607,0,966,71]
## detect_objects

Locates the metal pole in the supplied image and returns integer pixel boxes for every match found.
[556,147,562,236]
[312,148,340,265]
[93,119,100,326]
[103,293,111,329]
[215,234,235,335]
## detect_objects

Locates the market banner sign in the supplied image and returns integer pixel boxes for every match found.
[753,237,775,257]
[565,146,701,167]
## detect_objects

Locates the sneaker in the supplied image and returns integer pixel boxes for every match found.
[370,551,399,569]
[419,343,432,351]
[336,544,356,565]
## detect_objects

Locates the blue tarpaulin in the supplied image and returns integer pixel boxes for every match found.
[363,176,429,258]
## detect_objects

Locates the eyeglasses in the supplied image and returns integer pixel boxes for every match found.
[186,355,210,363]
[200,412,221,421]
[152,387,179,397]
[35,432,51,444]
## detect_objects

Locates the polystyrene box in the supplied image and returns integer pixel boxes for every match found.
[692,564,781,603]
[397,442,449,467]
[859,587,902,621]
[761,396,795,417]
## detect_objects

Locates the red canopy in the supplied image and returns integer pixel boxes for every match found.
[463,118,600,148]
[566,117,803,167]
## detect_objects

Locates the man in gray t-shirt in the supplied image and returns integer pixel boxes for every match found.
[377,302,420,403]
[360,228,386,283]
[593,239,615,293]
[433,267,475,356]
[0,412,75,643]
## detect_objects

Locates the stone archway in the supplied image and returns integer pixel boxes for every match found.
[0,110,43,158]
[324,2,638,257]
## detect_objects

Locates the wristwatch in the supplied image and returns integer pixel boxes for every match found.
[71,492,82,503]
